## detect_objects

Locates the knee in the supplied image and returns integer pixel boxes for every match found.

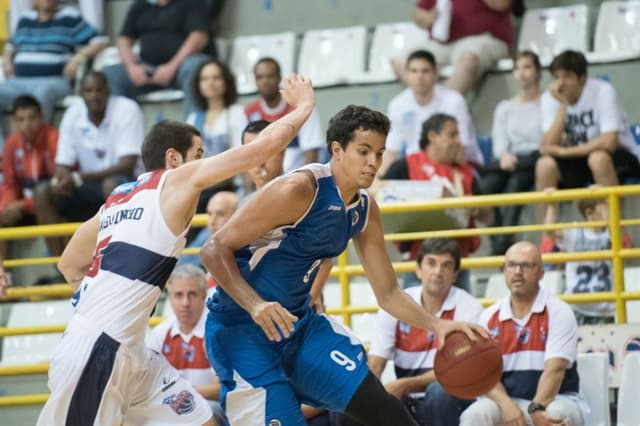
[456,52,480,72]
[546,398,583,425]
[33,182,52,206]
[587,149,614,172]
[459,399,497,426]
[535,155,559,178]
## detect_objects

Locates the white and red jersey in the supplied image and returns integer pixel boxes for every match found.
[368,286,483,379]
[481,288,580,400]
[147,311,216,388]
[73,170,187,350]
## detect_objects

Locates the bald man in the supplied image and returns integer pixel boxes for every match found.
[178,191,239,268]
[460,241,587,426]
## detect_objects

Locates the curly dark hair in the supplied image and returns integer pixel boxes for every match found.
[191,59,238,110]
[326,105,390,156]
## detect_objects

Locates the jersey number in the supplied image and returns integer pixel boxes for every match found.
[330,350,356,372]
[87,236,112,278]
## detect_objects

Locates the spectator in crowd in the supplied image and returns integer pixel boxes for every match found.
[379,50,482,178]
[0,257,8,297]
[102,0,211,115]
[543,196,630,325]
[536,50,640,197]
[480,51,542,255]
[0,0,107,122]
[241,120,285,193]
[186,59,247,209]
[245,57,324,173]
[408,0,512,94]
[10,0,104,33]
[34,71,144,256]
[460,241,587,426]
[366,238,482,426]
[383,113,493,291]
[0,96,58,259]
[147,264,226,425]
[178,191,239,269]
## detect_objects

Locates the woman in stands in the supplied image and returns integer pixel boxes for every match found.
[187,59,248,211]
[480,50,543,255]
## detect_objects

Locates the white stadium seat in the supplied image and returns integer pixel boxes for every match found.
[298,26,367,87]
[230,31,296,95]
[0,300,73,366]
[588,1,640,63]
[484,273,509,299]
[623,267,640,323]
[577,352,611,426]
[518,4,590,65]
[349,21,426,84]
[618,351,640,426]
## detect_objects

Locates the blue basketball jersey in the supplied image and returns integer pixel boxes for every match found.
[208,163,370,319]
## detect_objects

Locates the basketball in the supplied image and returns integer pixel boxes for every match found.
[433,331,503,400]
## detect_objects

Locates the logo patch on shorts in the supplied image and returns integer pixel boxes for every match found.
[268,420,282,426]
[163,390,195,415]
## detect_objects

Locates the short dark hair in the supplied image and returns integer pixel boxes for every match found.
[12,95,41,115]
[549,50,588,78]
[416,238,461,271]
[419,113,457,150]
[254,57,281,76]
[325,105,390,156]
[141,120,201,171]
[578,198,606,219]
[191,59,238,110]
[242,120,271,143]
[81,70,109,89]
[406,49,437,69]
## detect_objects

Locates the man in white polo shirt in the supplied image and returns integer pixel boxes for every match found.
[365,238,483,426]
[147,264,226,425]
[378,50,482,177]
[460,241,587,426]
[34,71,143,256]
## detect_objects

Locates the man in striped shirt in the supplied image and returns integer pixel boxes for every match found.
[0,0,107,121]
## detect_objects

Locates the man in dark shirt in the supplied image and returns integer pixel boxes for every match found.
[102,0,211,114]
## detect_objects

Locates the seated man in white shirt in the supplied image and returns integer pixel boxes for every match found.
[379,50,482,178]
[147,264,226,426]
[34,71,144,256]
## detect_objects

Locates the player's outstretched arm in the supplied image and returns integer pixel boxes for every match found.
[353,199,488,345]
[172,74,314,193]
[200,172,316,341]
[58,213,101,291]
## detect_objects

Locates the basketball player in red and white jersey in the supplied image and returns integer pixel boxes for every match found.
[37,74,316,426]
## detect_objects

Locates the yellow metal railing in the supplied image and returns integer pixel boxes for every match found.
[1,186,640,406]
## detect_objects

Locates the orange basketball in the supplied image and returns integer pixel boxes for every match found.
[433,331,503,400]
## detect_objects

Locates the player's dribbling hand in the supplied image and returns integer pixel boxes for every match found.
[280,74,315,109]
[251,300,298,342]
[434,319,490,349]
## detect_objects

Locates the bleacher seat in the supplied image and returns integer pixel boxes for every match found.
[577,352,611,426]
[349,22,426,84]
[298,26,367,87]
[588,1,640,63]
[0,300,73,366]
[229,31,296,95]
[623,266,640,322]
[539,269,565,295]
[518,4,590,65]
[484,273,508,299]
[618,351,640,426]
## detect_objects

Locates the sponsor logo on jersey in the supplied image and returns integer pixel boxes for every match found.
[328,205,342,212]
[268,419,282,426]
[163,390,195,415]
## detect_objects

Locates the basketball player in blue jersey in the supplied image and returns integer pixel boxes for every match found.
[201,105,488,425]
[36,74,315,426]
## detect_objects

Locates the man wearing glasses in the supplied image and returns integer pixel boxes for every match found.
[460,241,588,426]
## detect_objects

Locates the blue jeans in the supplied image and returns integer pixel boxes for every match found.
[0,76,71,122]
[102,53,209,116]
[417,381,474,426]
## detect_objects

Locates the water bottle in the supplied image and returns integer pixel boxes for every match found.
[431,0,451,42]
